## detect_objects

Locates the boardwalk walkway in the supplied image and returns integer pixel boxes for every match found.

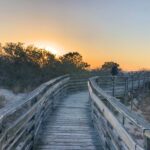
[35,91,103,150]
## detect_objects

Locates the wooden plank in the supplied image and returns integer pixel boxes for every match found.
[35,91,104,150]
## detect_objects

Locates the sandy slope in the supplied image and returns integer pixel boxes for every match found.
[0,89,27,108]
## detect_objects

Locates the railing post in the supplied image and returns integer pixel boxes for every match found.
[124,77,128,97]
[132,75,134,92]
[127,77,129,92]
[138,75,140,89]
[112,76,115,97]
[143,76,145,92]
[122,115,125,126]
[130,93,133,111]
[144,130,150,150]
[146,138,150,150]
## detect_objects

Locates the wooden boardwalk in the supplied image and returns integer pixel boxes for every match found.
[35,91,103,150]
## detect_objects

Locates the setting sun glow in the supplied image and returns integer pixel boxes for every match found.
[27,41,60,55]
[1,0,150,71]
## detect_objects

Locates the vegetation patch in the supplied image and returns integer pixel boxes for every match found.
[0,42,90,93]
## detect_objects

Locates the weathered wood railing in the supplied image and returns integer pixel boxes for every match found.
[0,75,70,150]
[1,72,150,150]
[96,75,150,97]
[88,75,150,150]
[68,73,93,92]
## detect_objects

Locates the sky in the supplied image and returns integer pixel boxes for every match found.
[0,0,150,71]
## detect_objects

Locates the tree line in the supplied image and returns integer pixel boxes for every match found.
[0,42,90,92]
[0,42,122,93]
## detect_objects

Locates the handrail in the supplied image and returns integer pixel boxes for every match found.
[88,75,150,150]
[0,74,70,150]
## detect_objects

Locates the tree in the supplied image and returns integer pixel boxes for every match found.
[59,52,90,73]
[3,42,27,61]
[1,43,58,91]
[25,45,56,67]
[101,61,120,71]
[111,65,119,76]
[0,43,90,92]
[101,61,121,75]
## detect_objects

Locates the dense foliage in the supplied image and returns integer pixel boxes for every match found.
[91,61,121,75]
[0,42,90,92]
[101,61,121,71]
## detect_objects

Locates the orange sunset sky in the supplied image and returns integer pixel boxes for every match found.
[0,0,150,71]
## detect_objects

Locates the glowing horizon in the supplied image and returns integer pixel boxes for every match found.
[1,40,150,71]
[0,0,150,71]
[25,41,64,56]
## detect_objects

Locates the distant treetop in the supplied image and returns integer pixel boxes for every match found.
[100,61,121,75]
